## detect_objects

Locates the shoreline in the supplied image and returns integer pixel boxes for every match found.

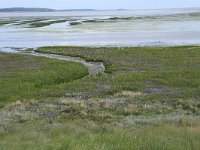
[0,44,200,53]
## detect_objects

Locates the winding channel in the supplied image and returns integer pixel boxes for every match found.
[0,47,105,76]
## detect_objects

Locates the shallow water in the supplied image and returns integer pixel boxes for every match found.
[1,8,200,49]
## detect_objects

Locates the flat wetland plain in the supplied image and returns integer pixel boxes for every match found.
[0,46,200,149]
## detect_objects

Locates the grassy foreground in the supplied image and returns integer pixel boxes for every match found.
[1,46,200,149]
[1,118,200,150]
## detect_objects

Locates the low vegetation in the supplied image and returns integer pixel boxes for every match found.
[35,46,200,114]
[1,46,200,149]
[0,52,88,107]
[1,117,200,150]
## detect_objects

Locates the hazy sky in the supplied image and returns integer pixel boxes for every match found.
[0,0,200,9]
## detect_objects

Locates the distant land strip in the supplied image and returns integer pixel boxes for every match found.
[0,7,95,12]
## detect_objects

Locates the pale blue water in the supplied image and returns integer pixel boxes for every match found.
[1,8,200,49]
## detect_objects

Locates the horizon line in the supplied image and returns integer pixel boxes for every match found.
[0,6,200,11]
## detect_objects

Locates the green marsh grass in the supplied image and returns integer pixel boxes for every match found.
[35,46,200,114]
[0,52,88,106]
[36,46,200,94]
[1,118,200,150]
[1,46,200,150]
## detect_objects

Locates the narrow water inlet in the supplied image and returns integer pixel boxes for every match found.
[31,51,105,76]
[0,47,105,76]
